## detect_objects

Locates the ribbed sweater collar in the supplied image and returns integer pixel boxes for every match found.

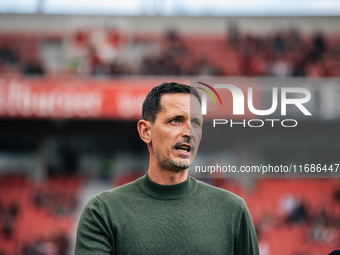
[137,172,197,200]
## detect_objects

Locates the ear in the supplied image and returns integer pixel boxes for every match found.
[137,119,152,144]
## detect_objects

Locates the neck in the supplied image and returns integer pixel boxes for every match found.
[148,168,188,185]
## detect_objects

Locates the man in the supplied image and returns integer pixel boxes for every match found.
[75,82,259,255]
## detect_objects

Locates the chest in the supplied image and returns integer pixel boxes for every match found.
[112,199,236,255]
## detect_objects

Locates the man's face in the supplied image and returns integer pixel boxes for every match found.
[150,93,203,172]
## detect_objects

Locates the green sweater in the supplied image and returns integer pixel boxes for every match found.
[75,173,259,255]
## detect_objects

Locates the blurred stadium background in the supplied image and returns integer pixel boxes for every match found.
[0,1,340,254]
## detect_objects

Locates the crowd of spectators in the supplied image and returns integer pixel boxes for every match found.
[278,192,338,244]
[141,28,340,77]
[0,173,79,255]
[32,186,78,216]
[0,27,339,77]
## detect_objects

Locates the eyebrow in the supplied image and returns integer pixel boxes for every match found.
[167,114,185,120]
[191,116,203,123]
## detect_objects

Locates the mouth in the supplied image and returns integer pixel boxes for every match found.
[175,144,191,153]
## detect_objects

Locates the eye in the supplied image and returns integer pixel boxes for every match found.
[192,120,201,127]
[170,119,179,124]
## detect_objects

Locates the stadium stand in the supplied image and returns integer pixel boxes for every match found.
[0,173,82,255]
[1,29,340,77]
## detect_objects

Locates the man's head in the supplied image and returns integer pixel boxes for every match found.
[138,82,203,173]
[142,82,201,123]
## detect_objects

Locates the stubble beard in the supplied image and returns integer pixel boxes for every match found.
[155,153,192,172]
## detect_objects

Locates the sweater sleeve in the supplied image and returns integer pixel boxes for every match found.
[234,200,259,255]
[75,197,114,255]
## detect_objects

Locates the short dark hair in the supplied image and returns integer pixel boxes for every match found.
[142,82,201,123]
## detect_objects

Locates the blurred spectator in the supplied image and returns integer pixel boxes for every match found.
[0,41,18,66]
[272,33,287,54]
[32,187,78,216]
[311,32,326,60]
[22,59,45,76]
[292,54,306,76]
[197,58,219,76]
[280,194,299,216]
[256,213,276,237]
[227,22,240,47]
[0,202,20,239]
[258,241,270,255]
[309,222,336,243]
[333,188,340,202]
[34,238,58,255]
[20,232,70,255]
[288,200,308,223]
[280,194,308,223]
[270,57,292,77]
[53,232,70,255]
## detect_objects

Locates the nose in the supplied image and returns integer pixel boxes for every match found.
[181,120,191,139]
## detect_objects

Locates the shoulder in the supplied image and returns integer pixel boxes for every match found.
[86,178,141,209]
[194,178,245,208]
[192,178,249,228]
